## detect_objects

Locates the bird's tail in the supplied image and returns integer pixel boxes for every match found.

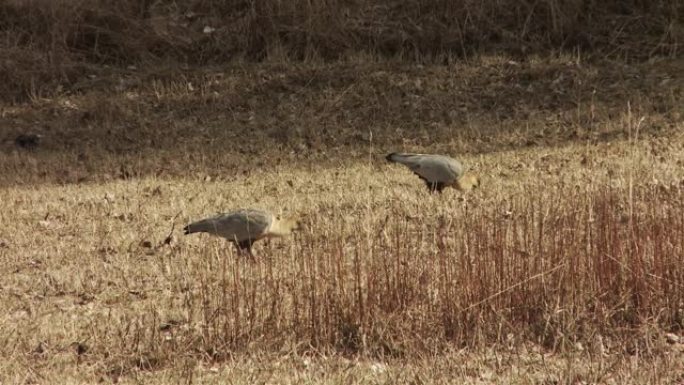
[386,152,416,164]
[183,218,216,235]
[183,223,200,235]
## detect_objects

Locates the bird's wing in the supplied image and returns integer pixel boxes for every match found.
[221,209,272,242]
[187,209,272,242]
[409,155,462,183]
[387,152,465,183]
[387,153,430,174]
[440,156,465,179]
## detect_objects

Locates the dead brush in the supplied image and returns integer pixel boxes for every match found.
[95,183,684,366]
[0,0,679,102]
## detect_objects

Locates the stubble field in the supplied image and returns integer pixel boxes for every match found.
[1,56,683,384]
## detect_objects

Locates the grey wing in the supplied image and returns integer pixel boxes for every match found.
[187,209,271,242]
[413,155,462,183]
[229,209,272,241]
[441,156,465,179]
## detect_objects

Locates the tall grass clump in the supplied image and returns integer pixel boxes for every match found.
[93,183,684,367]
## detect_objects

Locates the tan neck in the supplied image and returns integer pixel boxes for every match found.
[455,173,478,191]
[269,218,295,237]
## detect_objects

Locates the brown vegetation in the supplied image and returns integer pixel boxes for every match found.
[2,134,684,382]
[1,1,683,383]
[1,0,681,102]
[1,56,681,187]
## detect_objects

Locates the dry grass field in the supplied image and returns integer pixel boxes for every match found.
[1,56,683,383]
[1,1,684,383]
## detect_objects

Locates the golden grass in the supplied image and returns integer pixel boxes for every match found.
[2,127,684,382]
[8,350,684,384]
[1,53,683,382]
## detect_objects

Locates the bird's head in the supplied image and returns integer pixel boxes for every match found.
[456,173,480,191]
[290,218,304,233]
[275,214,304,235]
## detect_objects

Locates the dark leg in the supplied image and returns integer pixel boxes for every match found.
[424,180,445,193]
[236,240,256,261]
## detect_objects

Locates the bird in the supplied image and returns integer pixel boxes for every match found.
[183,208,302,258]
[385,152,480,193]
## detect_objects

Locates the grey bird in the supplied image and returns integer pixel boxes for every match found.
[183,208,302,258]
[386,152,480,193]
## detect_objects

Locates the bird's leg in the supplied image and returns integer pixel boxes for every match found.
[424,180,437,193]
[237,240,257,262]
[427,181,445,194]
[245,247,257,262]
